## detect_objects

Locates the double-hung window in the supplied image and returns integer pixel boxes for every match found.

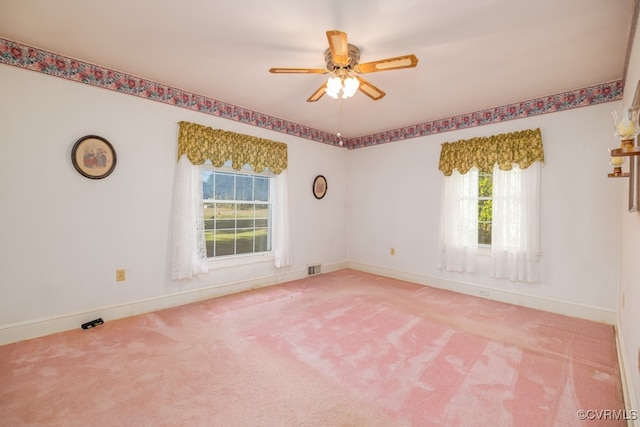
[437,128,544,283]
[202,162,273,259]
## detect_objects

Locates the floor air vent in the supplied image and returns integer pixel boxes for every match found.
[307,264,321,275]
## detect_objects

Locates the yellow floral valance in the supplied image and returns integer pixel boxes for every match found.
[438,128,544,176]
[177,121,287,174]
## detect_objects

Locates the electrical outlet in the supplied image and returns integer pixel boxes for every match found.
[390,248,395,256]
[479,289,490,297]
[116,269,126,282]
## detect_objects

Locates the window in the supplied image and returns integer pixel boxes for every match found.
[437,128,543,282]
[478,172,493,245]
[202,163,272,258]
[438,165,542,282]
[171,122,291,280]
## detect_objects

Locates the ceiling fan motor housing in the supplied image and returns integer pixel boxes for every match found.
[324,44,361,73]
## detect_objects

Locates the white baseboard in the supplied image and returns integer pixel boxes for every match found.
[0,261,348,346]
[616,315,640,426]
[347,261,617,324]
[0,259,616,343]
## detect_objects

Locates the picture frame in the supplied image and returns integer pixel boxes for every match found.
[313,175,327,199]
[71,135,117,179]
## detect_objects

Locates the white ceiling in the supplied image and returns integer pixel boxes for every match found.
[0,0,635,138]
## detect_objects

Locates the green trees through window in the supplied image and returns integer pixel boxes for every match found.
[478,173,492,245]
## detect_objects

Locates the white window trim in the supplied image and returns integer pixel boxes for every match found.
[207,252,274,269]
[477,245,491,257]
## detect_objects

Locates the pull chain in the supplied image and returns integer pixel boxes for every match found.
[337,96,344,146]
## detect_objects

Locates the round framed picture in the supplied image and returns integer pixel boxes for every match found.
[71,135,117,179]
[313,175,327,199]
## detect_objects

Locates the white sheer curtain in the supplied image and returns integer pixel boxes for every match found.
[272,169,293,268]
[171,155,208,280]
[490,162,541,283]
[437,168,479,273]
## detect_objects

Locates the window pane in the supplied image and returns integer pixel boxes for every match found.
[215,229,235,256]
[205,230,215,258]
[202,171,214,200]
[478,199,492,219]
[255,228,270,252]
[237,203,253,223]
[204,204,215,230]
[479,199,492,245]
[236,229,255,254]
[236,175,253,201]
[255,177,269,202]
[215,203,235,229]
[215,173,234,200]
[255,204,269,219]
[479,223,492,245]
[479,174,492,198]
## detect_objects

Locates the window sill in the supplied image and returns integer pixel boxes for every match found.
[478,246,491,257]
[207,252,274,269]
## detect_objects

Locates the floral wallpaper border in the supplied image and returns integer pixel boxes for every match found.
[0,38,623,149]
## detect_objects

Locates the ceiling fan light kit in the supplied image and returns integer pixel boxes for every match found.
[326,75,359,99]
[269,30,418,102]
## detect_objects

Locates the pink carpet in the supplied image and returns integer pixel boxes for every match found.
[0,270,626,426]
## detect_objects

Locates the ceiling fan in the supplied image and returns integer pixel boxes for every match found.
[269,30,418,102]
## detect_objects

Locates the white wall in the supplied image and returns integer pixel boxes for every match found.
[0,64,348,341]
[347,102,622,322]
[618,12,640,411]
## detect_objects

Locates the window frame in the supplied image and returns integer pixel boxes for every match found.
[201,161,275,266]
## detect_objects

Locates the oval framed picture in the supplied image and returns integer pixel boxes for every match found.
[71,135,117,179]
[313,175,327,199]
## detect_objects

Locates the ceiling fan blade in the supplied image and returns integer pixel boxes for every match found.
[269,68,328,74]
[326,30,349,66]
[307,82,327,102]
[357,77,386,101]
[356,54,419,74]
